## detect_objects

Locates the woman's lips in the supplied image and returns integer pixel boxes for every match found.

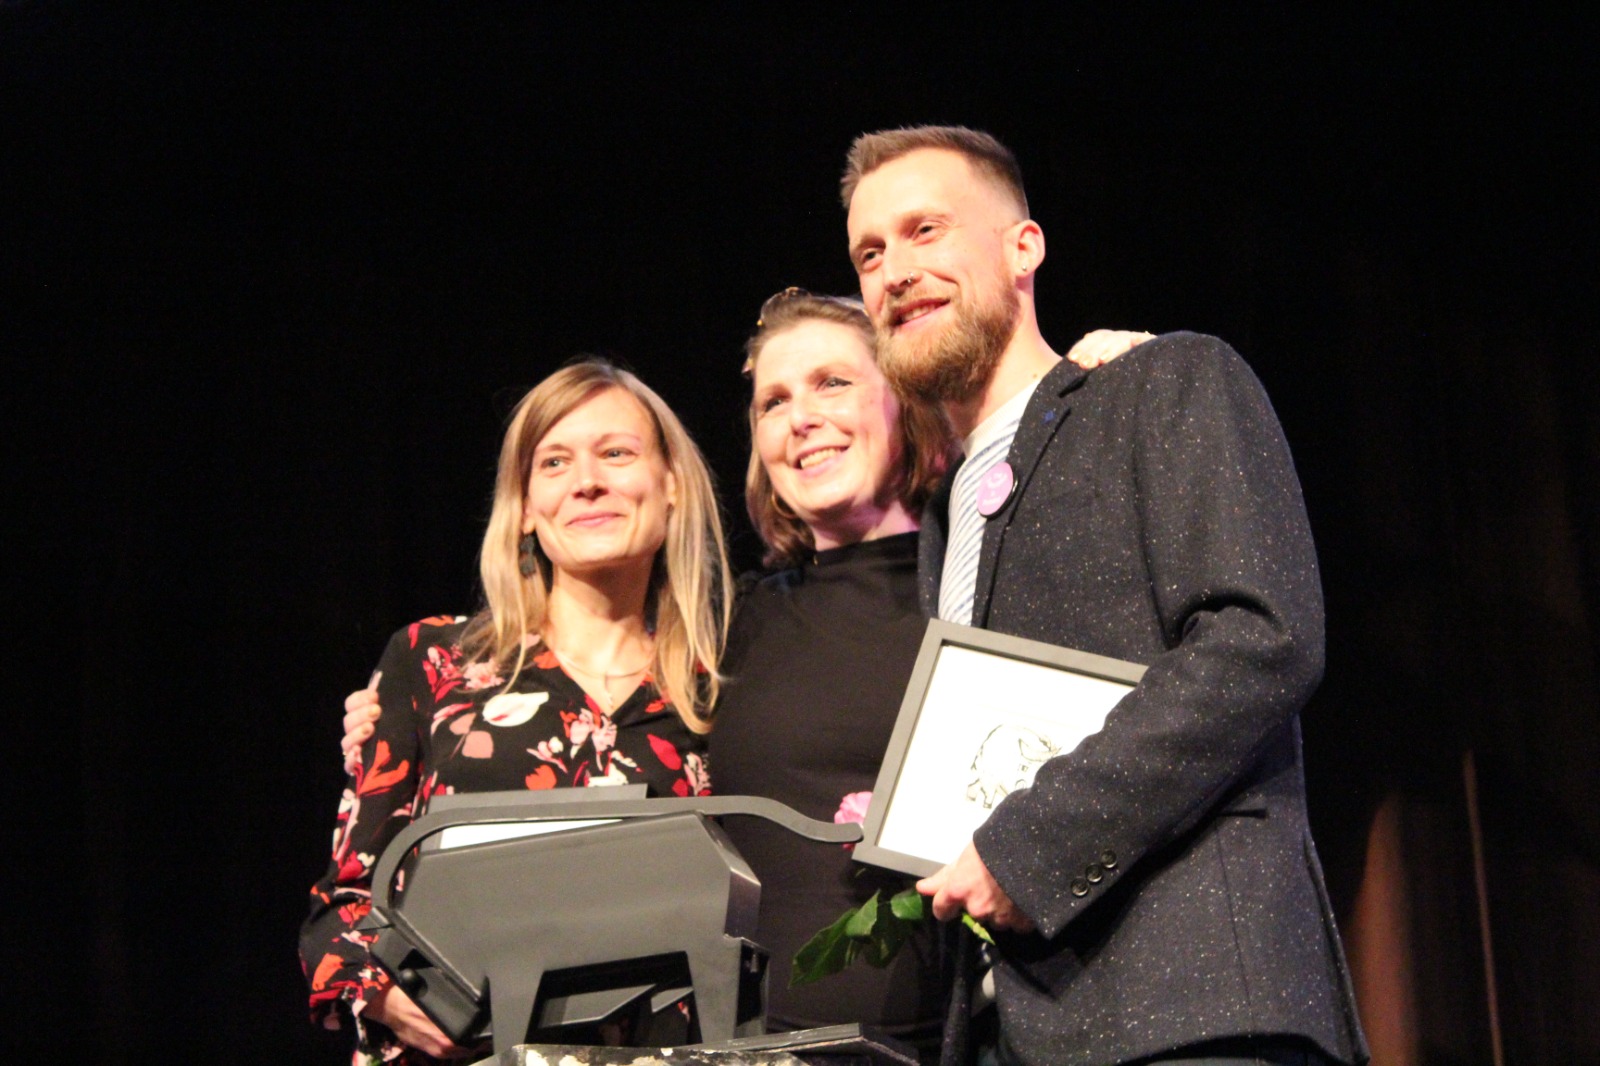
[567,511,622,528]
[796,445,846,471]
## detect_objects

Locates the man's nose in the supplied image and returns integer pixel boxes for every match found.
[882,252,921,294]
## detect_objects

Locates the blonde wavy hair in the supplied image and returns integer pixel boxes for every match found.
[461,359,732,732]
[742,289,953,569]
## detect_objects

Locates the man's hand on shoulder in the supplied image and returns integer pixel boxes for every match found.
[1065,329,1155,370]
[917,840,1036,933]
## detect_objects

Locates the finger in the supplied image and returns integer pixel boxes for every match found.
[961,890,994,923]
[344,704,379,733]
[992,904,1034,933]
[1065,342,1103,368]
[340,724,371,757]
[930,893,958,922]
[344,687,379,713]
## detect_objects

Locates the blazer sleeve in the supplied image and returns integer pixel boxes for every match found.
[973,333,1325,939]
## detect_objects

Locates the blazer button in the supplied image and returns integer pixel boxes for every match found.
[1070,877,1090,897]
[1085,863,1105,884]
[1100,849,1118,869]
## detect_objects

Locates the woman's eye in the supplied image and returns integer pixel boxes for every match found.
[604,447,635,460]
[539,456,567,470]
[759,395,786,414]
[823,376,852,390]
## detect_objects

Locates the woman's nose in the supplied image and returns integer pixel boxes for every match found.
[572,458,606,496]
[788,394,822,432]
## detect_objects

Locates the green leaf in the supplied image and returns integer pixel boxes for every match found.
[961,914,995,944]
[790,905,861,987]
[860,903,913,967]
[888,888,925,921]
[790,887,945,985]
[843,890,881,939]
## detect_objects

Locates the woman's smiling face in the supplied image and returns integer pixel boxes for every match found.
[751,319,910,551]
[522,386,676,580]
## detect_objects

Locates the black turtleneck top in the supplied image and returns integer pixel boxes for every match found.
[713,532,942,1044]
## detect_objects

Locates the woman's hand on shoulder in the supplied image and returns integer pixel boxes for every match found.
[341,685,382,775]
[365,983,476,1059]
[1066,329,1155,370]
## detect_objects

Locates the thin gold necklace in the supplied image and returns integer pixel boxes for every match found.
[550,647,652,713]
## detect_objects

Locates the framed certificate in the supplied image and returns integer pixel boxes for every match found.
[854,619,1147,877]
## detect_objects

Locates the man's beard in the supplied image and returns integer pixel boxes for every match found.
[875,280,1020,407]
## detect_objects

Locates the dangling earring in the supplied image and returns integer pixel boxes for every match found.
[518,534,538,578]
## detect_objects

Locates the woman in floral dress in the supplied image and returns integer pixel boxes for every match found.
[301,360,732,1064]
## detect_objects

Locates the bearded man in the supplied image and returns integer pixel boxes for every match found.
[843,126,1368,1066]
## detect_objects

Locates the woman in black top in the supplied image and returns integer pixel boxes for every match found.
[720,292,1142,1047]
[714,289,952,1046]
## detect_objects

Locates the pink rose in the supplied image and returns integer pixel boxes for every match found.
[834,791,873,826]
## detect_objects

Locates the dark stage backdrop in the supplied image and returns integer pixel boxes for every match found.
[7,8,1596,1065]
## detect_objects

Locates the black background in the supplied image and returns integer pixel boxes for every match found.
[6,7,1596,1063]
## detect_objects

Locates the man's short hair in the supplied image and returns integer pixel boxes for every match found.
[840,125,1029,217]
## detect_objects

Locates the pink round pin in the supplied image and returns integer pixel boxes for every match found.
[976,461,1015,517]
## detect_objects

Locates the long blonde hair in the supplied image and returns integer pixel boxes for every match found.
[461,359,731,731]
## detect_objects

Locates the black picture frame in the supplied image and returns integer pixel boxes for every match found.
[854,619,1147,878]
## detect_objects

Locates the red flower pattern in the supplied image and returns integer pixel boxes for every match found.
[301,617,709,1064]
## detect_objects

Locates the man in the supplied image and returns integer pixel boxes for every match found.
[843,127,1367,1066]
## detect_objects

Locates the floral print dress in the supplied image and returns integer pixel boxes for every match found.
[300,617,711,1065]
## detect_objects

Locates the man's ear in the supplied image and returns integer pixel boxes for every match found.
[1009,219,1046,280]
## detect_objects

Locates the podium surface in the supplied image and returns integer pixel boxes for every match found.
[472,1023,921,1066]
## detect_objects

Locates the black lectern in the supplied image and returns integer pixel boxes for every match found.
[360,790,863,1058]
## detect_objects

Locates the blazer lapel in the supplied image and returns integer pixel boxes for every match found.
[971,359,1088,628]
[917,457,959,619]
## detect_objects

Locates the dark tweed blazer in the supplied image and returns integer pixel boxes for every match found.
[919,333,1367,1065]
